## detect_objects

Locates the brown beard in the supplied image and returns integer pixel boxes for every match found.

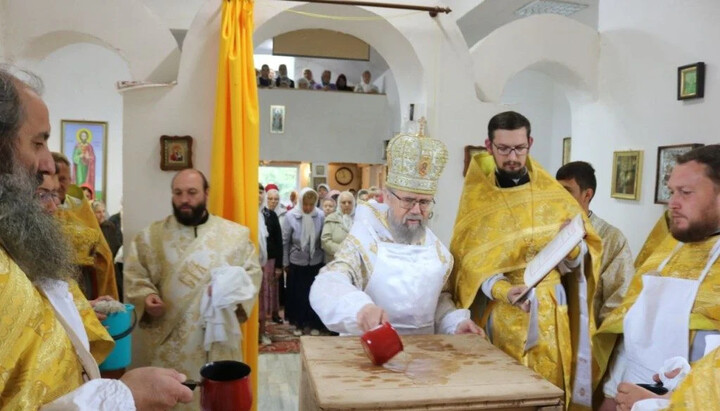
[0,161,76,284]
[172,201,208,226]
[671,209,720,243]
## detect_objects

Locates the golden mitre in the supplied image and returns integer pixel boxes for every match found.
[385,118,448,195]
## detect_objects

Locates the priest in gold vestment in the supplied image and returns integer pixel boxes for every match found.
[0,67,191,409]
[597,145,720,410]
[450,112,603,410]
[53,152,118,300]
[556,161,635,323]
[125,169,261,409]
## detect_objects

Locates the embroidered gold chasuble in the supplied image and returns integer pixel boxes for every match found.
[596,235,720,382]
[59,186,118,300]
[666,345,720,409]
[0,249,113,409]
[125,214,261,409]
[450,156,603,409]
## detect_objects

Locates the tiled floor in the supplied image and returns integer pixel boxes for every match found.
[257,353,301,411]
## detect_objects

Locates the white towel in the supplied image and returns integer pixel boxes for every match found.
[200,266,257,351]
[657,356,691,391]
[631,398,670,411]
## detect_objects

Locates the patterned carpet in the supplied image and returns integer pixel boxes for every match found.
[260,322,300,354]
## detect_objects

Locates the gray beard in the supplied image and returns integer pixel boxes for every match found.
[388,212,427,245]
[0,163,76,284]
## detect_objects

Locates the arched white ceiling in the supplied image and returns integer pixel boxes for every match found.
[4,0,180,82]
[470,14,599,103]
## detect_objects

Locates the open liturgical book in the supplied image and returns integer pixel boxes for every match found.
[512,213,586,305]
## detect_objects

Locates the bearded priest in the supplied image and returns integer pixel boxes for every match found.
[310,120,483,337]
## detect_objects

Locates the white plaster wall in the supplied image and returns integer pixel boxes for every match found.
[573,0,720,255]
[142,0,205,30]
[20,43,130,214]
[3,0,179,82]
[500,69,573,171]
[258,89,391,163]
[551,86,572,172]
[471,14,599,103]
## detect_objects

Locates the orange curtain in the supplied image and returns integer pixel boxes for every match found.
[208,0,260,409]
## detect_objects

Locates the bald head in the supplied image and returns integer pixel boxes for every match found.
[171,168,209,192]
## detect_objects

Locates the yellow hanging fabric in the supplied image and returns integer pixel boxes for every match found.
[209,0,260,409]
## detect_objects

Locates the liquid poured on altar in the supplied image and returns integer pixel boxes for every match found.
[382,351,448,384]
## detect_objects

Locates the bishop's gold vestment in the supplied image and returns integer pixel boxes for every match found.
[450,156,603,409]
[0,248,113,409]
[124,215,261,409]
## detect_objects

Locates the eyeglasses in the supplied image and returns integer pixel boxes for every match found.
[492,142,529,156]
[388,190,435,210]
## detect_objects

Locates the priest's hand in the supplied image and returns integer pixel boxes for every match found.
[121,367,193,410]
[454,319,486,337]
[357,303,389,332]
[507,286,531,312]
[615,382,666,411]
[145,294,166,318]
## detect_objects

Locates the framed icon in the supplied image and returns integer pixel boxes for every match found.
[562,137,571,165]
[313,163,327,176]
[160,135,193,171]
[60,120,108,201]
[677,62,705,100]
[611,150,643,200]
[270,105,285,134]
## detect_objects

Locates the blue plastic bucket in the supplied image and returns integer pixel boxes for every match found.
[99,303,136,371]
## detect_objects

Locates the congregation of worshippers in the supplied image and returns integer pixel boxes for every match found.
[257,64,379,93]
[3,2,720,410]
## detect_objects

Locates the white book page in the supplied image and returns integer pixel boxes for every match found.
[512,213,585,304]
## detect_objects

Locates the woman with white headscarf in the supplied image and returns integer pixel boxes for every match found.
[282,188,326,335]
[321,191,355,262]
